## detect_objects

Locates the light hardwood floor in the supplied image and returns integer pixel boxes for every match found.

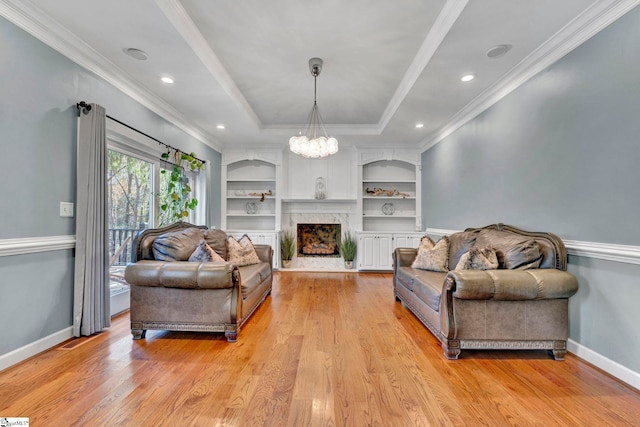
[1,272,639,426]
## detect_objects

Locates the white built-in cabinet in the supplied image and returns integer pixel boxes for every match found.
[221,150,282,269]
[220,148,424,271]
[356,149,424,270]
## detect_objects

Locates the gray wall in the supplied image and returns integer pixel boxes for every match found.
[421,7,640,373]
[0,16,221,355]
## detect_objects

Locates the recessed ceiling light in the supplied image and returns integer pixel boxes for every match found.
[217,124,225,130]
[461,74,475,82]
[487,44,512,59]
[415,123,424,128]
[161,76,174,84]
[124,48,148,61]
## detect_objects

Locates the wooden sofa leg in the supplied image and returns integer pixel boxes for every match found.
[551,341,567,360]
[131,329,146,340]
[442,340,461,360]
[225,330,238,343]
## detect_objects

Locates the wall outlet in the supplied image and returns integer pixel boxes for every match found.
[60,202,74,217]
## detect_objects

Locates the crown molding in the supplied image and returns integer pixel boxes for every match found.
[0,0,222,153]
[377,0,469,133]
[0,235,75,257]
[421,0,640,152]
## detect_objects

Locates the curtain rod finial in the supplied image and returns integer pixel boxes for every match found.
[76,101,92,115]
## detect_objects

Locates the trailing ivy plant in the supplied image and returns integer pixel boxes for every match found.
[159,151,204,225]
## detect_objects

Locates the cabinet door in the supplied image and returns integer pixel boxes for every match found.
[376,235,393,270]
[358,234,393,270]
[358,235,378,270]
[393,234,422,249]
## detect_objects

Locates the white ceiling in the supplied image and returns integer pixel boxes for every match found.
[2,0,638,152]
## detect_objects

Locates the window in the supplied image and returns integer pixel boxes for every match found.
[105,118,208,314]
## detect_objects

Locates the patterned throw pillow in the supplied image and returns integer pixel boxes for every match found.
[411,236,450,272]
[454,247,499,270]
[188,239,225,262]
[227,235,261,267]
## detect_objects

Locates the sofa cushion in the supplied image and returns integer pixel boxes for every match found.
[455,247,499,271]
[188,240,225,263]
[228,235,261,267]
[447,231,478,270]
[204,229,228,260]
[396,266,418,291]
[238,262,271,298]
[411,236,449,272]
[152,227,204,261]
[475,230,543,270]
[412,270,446,312]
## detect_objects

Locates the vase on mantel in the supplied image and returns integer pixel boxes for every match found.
[344,260,354,269]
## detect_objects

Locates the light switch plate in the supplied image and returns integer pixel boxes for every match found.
[60,202,74,217]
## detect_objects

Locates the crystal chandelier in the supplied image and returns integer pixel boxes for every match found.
[289,58,339,158]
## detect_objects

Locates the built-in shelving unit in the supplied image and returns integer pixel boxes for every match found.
[358,151,421,233]
[222,151,281,233]
[356,149,424,270]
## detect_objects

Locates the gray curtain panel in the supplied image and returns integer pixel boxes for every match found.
[73,103,110,337]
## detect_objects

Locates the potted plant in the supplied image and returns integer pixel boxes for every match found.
[280,230,296,268]
[159,150,204,225]
[340,232,357,269]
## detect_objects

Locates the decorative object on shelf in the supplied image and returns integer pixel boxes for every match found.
[416,216,422,232]
[365,187,410,198]
[382,202,395,215]
[245,202,258,214]
[234,190,246,196]
[315,177,326,200]
[280,229,296,268]
[340,231,357,269]
[289,58,339,158]
[248,189,272,202]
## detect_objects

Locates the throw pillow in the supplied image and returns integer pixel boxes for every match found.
[454,251,471,270]
[475,230,542,269]
[466,247,500,270]
[152,227,204,261]
[411,236,449,272]
[227,235,261,267]
[204,229,228,260]
[188,239,225,262]
[447,230,478,270]
[454,247,499,270]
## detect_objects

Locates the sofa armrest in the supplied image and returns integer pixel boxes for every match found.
[444,269,579,300]
[393,248,418,269]
[125,260,239,290]
[253,244,273,268]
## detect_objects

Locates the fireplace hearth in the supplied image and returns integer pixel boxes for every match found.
[297,223,341,257]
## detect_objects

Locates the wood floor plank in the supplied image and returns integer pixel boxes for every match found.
[1,271,639,426]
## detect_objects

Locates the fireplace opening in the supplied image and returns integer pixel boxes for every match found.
[297,223,341,257]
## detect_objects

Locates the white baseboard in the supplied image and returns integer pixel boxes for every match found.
[0,326,73,372]
[568,339,640,391]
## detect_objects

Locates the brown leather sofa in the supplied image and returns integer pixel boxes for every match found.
[393,224,578,360]
[124,222,273,342]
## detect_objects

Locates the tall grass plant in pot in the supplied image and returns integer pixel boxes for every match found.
[340,232,357,269]
[280,230,296,268]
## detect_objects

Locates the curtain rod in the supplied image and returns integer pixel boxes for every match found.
[76,101,206,164]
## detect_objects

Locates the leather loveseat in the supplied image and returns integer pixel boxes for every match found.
[124,222,273,342]
[393,224,578,360]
